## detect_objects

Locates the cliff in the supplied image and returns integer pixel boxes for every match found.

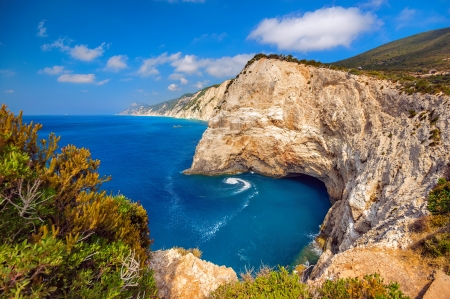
[184,58,450,275]
[119,82,230,121]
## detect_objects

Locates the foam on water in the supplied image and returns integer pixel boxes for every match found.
[224,177,252,194]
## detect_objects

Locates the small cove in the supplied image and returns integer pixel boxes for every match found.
[24,115,331,273]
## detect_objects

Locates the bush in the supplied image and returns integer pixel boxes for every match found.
[0,105,157,298]
[428,178,450,215]
[210,268,409,299]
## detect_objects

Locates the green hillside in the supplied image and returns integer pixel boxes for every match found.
[335,27,450,71]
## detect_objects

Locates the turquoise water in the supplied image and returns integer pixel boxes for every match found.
[23,115,331,273]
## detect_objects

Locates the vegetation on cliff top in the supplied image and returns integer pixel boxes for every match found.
[334,27,450,72]
[0,105,157,298]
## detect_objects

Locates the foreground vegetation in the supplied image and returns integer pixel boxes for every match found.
[211,267,409,299]
[0,105,157,298]
[410,168,450,275]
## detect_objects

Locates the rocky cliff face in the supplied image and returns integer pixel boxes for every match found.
[185,58,450,261]
[149,249,237,299]
[119,82,230,121]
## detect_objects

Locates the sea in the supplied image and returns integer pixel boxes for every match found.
[23,115,331,273]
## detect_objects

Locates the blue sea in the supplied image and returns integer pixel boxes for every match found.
[23,115,331,273]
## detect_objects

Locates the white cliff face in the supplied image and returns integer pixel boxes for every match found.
[186,58,450,255]
[120,82,230,121]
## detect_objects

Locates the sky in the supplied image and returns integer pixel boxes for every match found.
[1,0,449,115]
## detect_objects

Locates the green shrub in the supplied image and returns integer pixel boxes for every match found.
[210,268,409,299]
[428,178,450,215]
[0,105,157,298]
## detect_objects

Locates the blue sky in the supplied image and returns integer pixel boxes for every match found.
[1,0,449,115]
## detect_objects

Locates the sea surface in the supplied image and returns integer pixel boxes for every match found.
[23,115,331,273]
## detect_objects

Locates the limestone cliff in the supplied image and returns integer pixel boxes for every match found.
[119,82,230,121]
[149,249,237,299]
[185,58,450,267]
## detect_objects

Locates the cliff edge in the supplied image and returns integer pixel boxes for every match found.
[185,58,450,276]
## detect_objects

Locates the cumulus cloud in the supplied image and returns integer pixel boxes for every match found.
[136,52,181,77]
[194,80,209,89]
[38,65,68,75]
[36,20,48,37]
[169,73,188,84]
[172,53,254,77]
[4,90,14,94]
[70,43,106,61]
[41,38,107,61]
[247,7,382,52]
[57,74,96,83]
[167,83,181,91]
[104,55,128,72]
[96,79,110,85]
[0,69,15,77]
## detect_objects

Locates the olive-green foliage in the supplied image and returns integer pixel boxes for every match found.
[317,274,409,299]
[210,267,309,299]
[412,176,450,274]
[173,246,202,258]
[428,178,450,215]
[244,53,324,70]
[211,268,409,299]
[0,105,157,298]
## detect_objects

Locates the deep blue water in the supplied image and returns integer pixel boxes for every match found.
[23,115,331,273]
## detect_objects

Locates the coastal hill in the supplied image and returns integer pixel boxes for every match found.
[119,83,229,121]
[334,27,450,71]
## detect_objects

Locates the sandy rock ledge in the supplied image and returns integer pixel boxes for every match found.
[149,249,237,299]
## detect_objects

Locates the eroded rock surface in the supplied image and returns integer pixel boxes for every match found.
[185,58,450,265]
[120,82,229,121]
[149,249,237,299]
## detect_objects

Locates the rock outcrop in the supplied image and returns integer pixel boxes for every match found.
[119,82,230,121]
[149,249,237,299]
[185,58,450,272]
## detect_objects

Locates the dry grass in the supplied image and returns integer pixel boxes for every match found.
[173,246,203,258]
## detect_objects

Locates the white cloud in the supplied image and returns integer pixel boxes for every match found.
[194,80,209,89]
[57,74,96,83]
[41,38,107,61]
[36,20,48,37]
[96,79,110,85]
[120,77,133,82]
[41,37,71,52]
[136,52,181,77]
[169,73,188,84]
[104,55,128,72]
[0,69,15,77]
[248,7,382,52]
[359,0,387,10]
[193,32,227,42]
[167,83,181,91]
[172,53,254,77]
[137,89,144,93]
[396,8,417,29]
[4,90,14,94]
[70,43,106,61]
[38,65,68,75]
